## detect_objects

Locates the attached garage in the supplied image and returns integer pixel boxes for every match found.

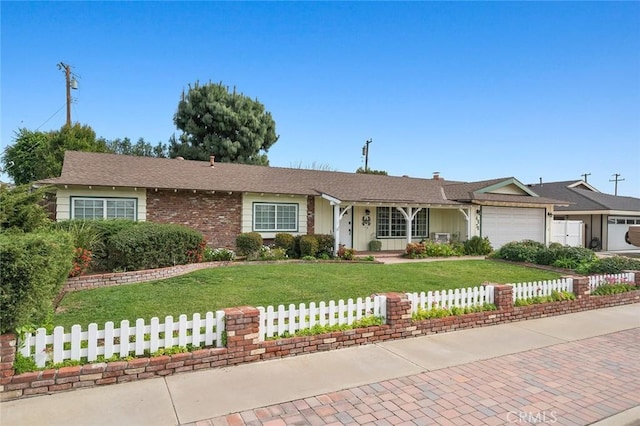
[607,216,640,251]
[481,206,546,249]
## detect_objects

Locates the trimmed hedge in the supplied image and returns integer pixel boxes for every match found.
[236,232,263,257]
[274,233,296,258]
[105,222,205,271]
[314,234,335,257]
[299,235,319,257]
[0,231,74,333]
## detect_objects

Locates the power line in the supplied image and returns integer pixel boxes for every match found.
[36,103,67,130]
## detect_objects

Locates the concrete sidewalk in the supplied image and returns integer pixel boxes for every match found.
[1,304,638,426]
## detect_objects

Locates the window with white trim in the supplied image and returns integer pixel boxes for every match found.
[253,203,298,232]
[71,198,137,220]
[376,207,428,238]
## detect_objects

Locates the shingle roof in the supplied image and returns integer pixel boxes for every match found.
[40,151,461,205]
[528,181,640,212]
[444,178,564,206]
[40,151,564,207]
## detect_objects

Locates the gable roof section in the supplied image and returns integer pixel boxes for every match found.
[443,178,563,206]
[41,151,565,207]
[529,181,640,213]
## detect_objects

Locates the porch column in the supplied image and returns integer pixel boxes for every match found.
[459,208,471,241]
[333,203,340,254]
[396,207,423,245]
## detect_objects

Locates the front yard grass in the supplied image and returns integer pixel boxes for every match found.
[54,260,561,329]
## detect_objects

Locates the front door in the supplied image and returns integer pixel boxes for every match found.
[339,207,353,248]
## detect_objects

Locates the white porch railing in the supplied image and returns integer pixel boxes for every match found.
[20,311,226,368]
[406,286,495,314]
[257,296,386,340]
[510,278,573,301]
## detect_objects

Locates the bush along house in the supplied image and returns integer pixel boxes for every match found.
[39,151,567,253]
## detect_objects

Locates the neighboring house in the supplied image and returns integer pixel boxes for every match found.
[528,180,640,251]
[39,151,565,252]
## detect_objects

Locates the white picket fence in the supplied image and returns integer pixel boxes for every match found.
[510,278,573,301]
[406,286,495,314]
[20,311,226,368]
[588,272,635,290]
[257,296,386,340]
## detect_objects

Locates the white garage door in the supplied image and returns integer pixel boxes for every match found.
[481,207,545,249]
[607,217,640,251]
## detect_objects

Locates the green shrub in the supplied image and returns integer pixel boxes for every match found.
[592,282,636,295]
[0,184,51,233]
[368,240,382,252]
[105,223,205,271]
[581,256,640,274]
[235,232,263,258]
[299,235,319,257]
[493,240,545,263]
[53,219,139,272]
[0,231,74,333]
[314,234,335,258]
[274,233,296,257]
[427,241,465,257]
[463,236,493,255]
[534,247,558,266]
[338,246,356,260]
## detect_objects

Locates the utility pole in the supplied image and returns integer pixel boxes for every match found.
[57,62,77,127]
[362,138,372,172]
[609,173,625,196]
[581,172,591,183]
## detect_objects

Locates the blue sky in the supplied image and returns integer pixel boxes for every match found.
[2,2,639,197]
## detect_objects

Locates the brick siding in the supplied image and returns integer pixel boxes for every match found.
[145,189,241,248]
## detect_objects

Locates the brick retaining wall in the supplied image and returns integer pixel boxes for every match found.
[2,274,639,402]
[63,262,231,292]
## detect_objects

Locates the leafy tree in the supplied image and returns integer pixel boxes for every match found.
[356,167,388,175]
[171,81,278,165]
[48,124,110,173]
[1,129,54,185]
[0,184,51,233]
[106,137,167,157]
[1,124,109,185]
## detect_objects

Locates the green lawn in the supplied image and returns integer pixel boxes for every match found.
[54,260,561,329]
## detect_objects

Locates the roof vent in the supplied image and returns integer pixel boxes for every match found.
[432,171,441,180]
[210,155,215,167]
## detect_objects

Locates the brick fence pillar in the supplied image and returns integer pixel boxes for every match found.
[493,285,514,312]
[223,306,262,364]
[0,333,17,392]
[384,293,412,327]
[572,276,590,298]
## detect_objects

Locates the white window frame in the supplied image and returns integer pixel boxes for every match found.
[253,202,298,232]
[376,207,428,238]
[71,197,138,220]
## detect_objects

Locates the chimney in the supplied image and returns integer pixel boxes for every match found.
[210,156,215,167]
[432,171,441,180]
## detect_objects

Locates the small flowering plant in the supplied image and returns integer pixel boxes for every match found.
[69,247,92,277]
[592,276,638,296]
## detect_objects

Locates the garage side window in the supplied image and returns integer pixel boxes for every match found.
[72,198,137,220]
[253,203,298,232]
